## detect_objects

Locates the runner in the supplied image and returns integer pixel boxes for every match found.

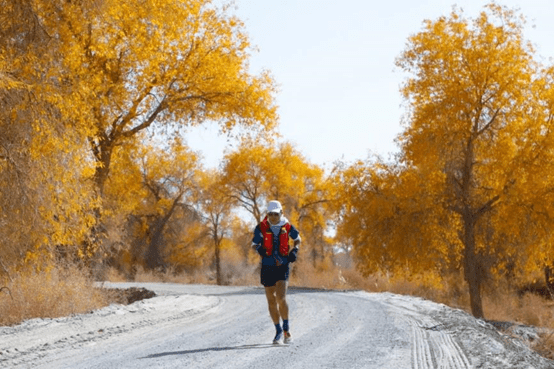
[251,200,301,344]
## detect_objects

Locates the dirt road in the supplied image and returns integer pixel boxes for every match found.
[1,283,552,368]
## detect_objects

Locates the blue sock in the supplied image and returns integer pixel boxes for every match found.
[275,323,282,333]
[283,320,289,332]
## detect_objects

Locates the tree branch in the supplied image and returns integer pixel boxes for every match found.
[476,195,500,217]
[476,107,501,137]
[114,84,156,138]
[122,98,167,138]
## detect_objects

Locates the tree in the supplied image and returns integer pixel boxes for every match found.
[0,0,98,270]
[6,0,277,251]
[221,140,331,265]
[332,157,459,287]
[103,138,202,271]
[50,0,278,194]
[196,169,234,285]
[138,140,201,270]
[393,4,554,318]
[220,140,271,223]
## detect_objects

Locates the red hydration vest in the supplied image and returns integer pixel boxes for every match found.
[259,217,292,256]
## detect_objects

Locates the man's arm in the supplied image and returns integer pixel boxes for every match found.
[288,226,301,262]
[290,225,301,248]
[252,225,266,257]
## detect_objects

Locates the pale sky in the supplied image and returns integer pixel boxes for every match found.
[186,0,554,170]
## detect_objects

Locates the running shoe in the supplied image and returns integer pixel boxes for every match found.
[273,330,283,344]
[284,331,293,344]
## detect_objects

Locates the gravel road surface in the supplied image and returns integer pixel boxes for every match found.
[1,282,552,368]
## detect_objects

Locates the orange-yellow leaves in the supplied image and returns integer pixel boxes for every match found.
[335,4,554,289]
[0,0,278,272]
[220,139,331,266]
[45,0,279,195]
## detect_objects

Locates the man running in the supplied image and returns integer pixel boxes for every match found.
[252,200,301,344]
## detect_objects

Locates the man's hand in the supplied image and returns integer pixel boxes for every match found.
[254,244,266,257]
[288,247,299,263]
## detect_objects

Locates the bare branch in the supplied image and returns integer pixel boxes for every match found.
[476,195,500,217]
[122,99,167,138]
[476,108,501,136]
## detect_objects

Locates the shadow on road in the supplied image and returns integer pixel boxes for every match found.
[141,344,282,359]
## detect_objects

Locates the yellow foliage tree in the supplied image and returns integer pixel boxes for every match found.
[332,157,462,288]
[221,140,331,267]
[128,139,202,271]
[32,0,278,194]
[195,169,235,285]
[393,4,554,317]
[0,0,98,272]
[335,4,554,319]
[2,0,277,268]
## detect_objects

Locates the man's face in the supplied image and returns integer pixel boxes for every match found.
[268,211,281,223]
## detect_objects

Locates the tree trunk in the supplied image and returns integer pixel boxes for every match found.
[545,266,554,297]
[145,195,182,270]
[91,133,114,196]
[459,134,485,318]
[0,257,13,282]
[465,254,484,318]
[145,218,165,270]
[215,238,222,286]
[311,248,317,269]
[80,134,113,268]
[463,212,484,318]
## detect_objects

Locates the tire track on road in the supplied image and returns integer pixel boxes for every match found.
[372,293,471,369]
[406,317,471,369]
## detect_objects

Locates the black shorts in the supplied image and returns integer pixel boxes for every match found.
[260,264,290,287]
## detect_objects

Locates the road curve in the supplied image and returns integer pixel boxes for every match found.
[61,283,415,369]
[3,282,543,369]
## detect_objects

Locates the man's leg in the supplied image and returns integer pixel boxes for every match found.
[275,280,293,342]
[265,285,285,343]
[275,280,289,321]
[264,285,280,324]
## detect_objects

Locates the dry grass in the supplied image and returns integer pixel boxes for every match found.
[0,265,109,326]
[289,261,374,290]
[101,265,208,284]
[533,332,554,360]
[101,266,128,282]
[481,287,554,360]
[132,266,216,285]
[484,290,554,328]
